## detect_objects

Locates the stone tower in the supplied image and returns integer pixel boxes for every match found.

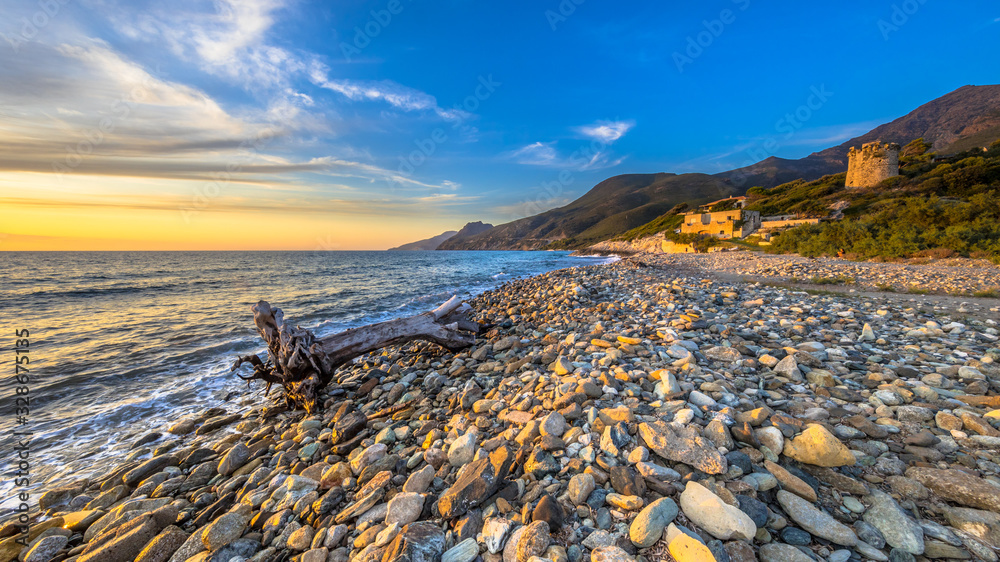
[846,141,900,188]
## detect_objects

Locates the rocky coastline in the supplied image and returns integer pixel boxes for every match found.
[5,255,1000,562]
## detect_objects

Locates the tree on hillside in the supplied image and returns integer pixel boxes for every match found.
[901,137,933,163]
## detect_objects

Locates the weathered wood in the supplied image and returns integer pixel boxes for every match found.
[233,297,478,413]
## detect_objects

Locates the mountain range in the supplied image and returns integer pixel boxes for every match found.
[435,84,1000,251]
[390,222,494,251]
[388,230,458,251]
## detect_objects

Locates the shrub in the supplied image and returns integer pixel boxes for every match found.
[913,248,957,259]
[878,176,905,189]
[810,275,855,285]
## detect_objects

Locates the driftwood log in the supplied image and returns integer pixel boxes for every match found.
[232,296,479,413]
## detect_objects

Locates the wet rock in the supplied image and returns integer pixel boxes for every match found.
[135,526,188,562]
[123,454,179,486]
[217,442,250,476]
[23,535,69,562]
[201,507,250,551]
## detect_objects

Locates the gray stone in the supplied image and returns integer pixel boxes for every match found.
[201,508,250,551]
[568,473,595,505]
[381,522,445,562]
[863,491,924,555]
[759,543,813,562]
[448,432,476,467]
[441,538,478,562]
[23,535,69,562]
[639,420,727,475]
[777,490,857,546]
[629,497,678,547]
[217,443,250,476]
[483,517,513,554]
[386,492,424,527]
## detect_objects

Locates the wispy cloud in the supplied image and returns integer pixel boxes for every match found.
[0,38,466,195]
[111,0,300,90]
[505,141,626,171]
[308,62,470,122]
[575,120,635,143]
[508,142,559,166]
[106,0,470,127]
[505,118,633,171]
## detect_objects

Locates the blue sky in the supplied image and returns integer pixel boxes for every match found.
[1,0,998,249]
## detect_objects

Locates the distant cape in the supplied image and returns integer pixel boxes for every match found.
[388,230,459,251]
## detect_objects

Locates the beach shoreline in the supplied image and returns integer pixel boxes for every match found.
[6,256,1000,562]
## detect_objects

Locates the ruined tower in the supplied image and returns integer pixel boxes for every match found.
[846,141,900,188]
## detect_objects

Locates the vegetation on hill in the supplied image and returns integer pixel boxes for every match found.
[744,173,848,217]
[600,204,726,252]
[613,205,687,241]
[447,173,739,250]
[441,85,1000,252]
[756,139,1000,262]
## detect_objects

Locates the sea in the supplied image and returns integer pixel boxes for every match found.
[0,250,613,512]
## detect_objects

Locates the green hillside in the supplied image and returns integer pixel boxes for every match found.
[441,173,740,250]
[752,139,1000,262]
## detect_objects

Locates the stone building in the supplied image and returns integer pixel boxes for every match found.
[846,141,900,188]
[681,209,761,239]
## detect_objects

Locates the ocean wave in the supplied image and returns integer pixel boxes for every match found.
[0,250,589,508]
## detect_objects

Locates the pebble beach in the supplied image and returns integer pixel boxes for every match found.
[6,255,1000,562]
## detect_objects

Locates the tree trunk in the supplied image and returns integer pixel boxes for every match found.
[233,296,478,413]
